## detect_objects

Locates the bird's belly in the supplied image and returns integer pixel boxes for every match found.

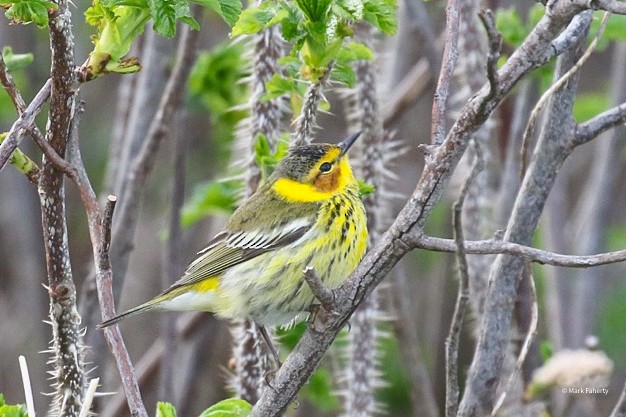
[215,226,366,326]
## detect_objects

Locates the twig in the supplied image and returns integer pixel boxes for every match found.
[303,266,335,313]
[520,11,609,177]
[575,101,626,145]
[445,141,483,417]
[477,10,502,99]
[0,79,51,171]
[490,266,538,416]
[416,234,626,268]
[431,0,460,145]
[586,0,626,13]
[0,53,27,112]
[19,355,36,417]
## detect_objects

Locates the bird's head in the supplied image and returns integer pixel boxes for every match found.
[271,132,361,202]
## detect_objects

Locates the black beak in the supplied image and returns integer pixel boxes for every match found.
[338,131,362,158]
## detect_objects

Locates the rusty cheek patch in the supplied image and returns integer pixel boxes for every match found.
[314,167,340,193]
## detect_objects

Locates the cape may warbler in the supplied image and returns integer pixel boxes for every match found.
[100,132,367,329]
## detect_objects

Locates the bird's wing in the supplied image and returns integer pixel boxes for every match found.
[166,218,312,291]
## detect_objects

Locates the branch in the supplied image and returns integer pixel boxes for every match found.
[445,142,483,417]
[0,52,27,111]
[430,0,460,145]
[0,79,51,171]
[477,9,502,99]
[416,235,626,267]
[587,0,626,13]
[575,101,626,144]
[303,267,336,313]
[490,266,538,416]
[520,11,608,175]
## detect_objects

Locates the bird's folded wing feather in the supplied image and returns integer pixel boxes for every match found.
[166,218,312,291]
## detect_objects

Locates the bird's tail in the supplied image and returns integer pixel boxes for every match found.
[97,298,161,329]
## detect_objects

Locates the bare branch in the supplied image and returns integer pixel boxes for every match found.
[521,11,607,176]
[587,0,626,13]
[0,79,51,171]
[416,235,626,268]
[431,0,460,145]
[303,267,336,313]
[0,52,27,112]
[446,142,483,417]
[575,101,626,144]
[477,9,502,99]
[490,266,538,416]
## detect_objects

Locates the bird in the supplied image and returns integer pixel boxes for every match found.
[99,132,368,358]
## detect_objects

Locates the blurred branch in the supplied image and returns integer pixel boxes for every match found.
[574,101,626,145]
[403,0,440,72]
[430,0,460,145]
[446,142,483,417]
[382,58,430,128]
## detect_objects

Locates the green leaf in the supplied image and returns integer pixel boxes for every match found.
[295,0,332,22]
[150,0,187,37]
[156,402,177,417]
[231,6,275,36]
[198,398,252,417]
[181,179,241,227]
[2,0,58,27]
[262,74,296,101]
[362,0,397,35]
[338,41,373,61]
[192,0,241,27]
[358,179,375,197]
[331,62,356,86]
[1,46,33,71]
[0,395,28,417]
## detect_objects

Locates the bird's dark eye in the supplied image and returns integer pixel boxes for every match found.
[319,162,333,174]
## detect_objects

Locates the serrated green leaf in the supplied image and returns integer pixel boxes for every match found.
[198,398,252,417]
[338,41,373,61]
[330,62,356,86]
[1,46,33,71]
[362,0,397,35]
[231,6,275,36]
[179,15,200,29]
[150,0,179,37]
[3,0,58,27]
[156,402,177,417]
[262,74,295,101]
[192,0,241,27]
